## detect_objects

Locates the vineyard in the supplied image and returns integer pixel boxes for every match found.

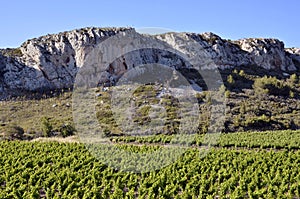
[111,130,300,150]
[0,130,299,198]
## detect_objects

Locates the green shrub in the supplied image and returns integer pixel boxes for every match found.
[59,123,76,137]
[2,48,23,57]
[239,70,245,77]
[227,75,235,84]
[244,114,271,128]
[253,76,290,97]
[41,117,53,137]
[287,73,298,88]
[225,90,231,98]
[289,74,298,84]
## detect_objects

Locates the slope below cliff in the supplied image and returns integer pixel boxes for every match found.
[2,27,300,135]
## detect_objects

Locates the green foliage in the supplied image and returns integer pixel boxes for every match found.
[244,114,271,126]
[216,130,300,149]
[288,73,298,86]
[41,117,53,137]
[112,130,300,150]
[59,123,76,137]
[225,90,231,98]
[0,91,73,136]
[2,48,23,57]
[1,73,300,138]
[0,139,299,198]
[253,76,290,96]
[239,70,245,77]
[227,74,235,84]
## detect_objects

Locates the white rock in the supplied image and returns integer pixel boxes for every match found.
[0,28,299,95]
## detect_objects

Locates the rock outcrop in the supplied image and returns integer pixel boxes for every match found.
[0,27,299,98]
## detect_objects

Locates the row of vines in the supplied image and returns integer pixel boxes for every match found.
[0,140,299,198]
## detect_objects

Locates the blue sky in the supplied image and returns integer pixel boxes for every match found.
[0,0,299,48]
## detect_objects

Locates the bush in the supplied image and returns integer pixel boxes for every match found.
[253,76,290,97]
[59,123,76,137]
[2,124,24,140]
[225,90,231,98]
[287,74,298,88]
[227,75,235,84]
[289,74,298,84]
[2,48,23,57]
[41,117,53,137]
[244,114,271,129]
[239,70,245,77]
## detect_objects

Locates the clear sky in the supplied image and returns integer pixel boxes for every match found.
[0,0,299,48]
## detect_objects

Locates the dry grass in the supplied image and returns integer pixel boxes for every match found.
[31,135,80,143]
[0,92,73,134]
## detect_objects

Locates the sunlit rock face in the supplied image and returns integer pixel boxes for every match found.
[0,27,299,96]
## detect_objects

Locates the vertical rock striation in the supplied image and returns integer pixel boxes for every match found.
[0,27,299,98]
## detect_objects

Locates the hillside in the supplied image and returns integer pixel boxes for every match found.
[1,27,300,138]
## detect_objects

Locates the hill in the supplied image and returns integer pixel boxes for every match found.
[1,27,300,138]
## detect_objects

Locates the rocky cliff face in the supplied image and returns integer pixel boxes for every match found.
[0,27,299,97]
[0,27,133,94]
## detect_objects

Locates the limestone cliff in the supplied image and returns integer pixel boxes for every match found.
[0,27,299,98]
